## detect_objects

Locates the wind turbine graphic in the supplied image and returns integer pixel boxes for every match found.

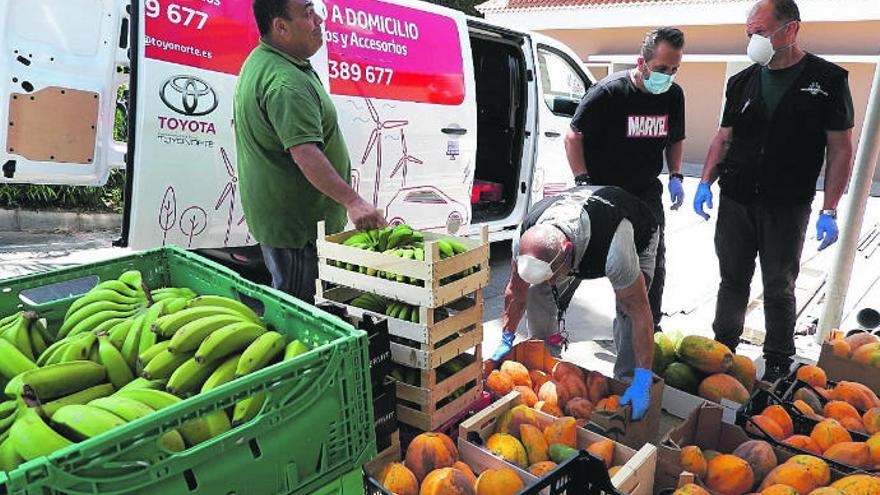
[390,129,423,184]
[215,147,238,247]
[360,98,408,207]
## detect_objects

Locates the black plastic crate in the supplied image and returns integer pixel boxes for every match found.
[317,301,392,393]
[374,376,398,452]
[363,441,620,495]
[736,389,873,473]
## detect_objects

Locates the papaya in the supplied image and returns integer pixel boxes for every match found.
[548,443,577,464]
[543,416,576,449]
[732,440,777,485]
[680,445,708,478]
[866,432,880,464]
[405,432,459,482]
[595,395,621,412]
[378,462,419,495]
[487,370,514,397]
[514,386,538,407]
[534,400,563,417]
[529,370,551,394]
[840,416,867,434]
[665,362,703,394]
[677,335,734,374]
[787,455,831,487]
[792,400,820,419]
[497,405,539,440]
[760,463,817,495]
[808,489,843,495]
[486,433,528,468]
[699,374,750,404]
[831,475,880,495]
[852,343,880,366]
[674,484,711,495]
[551,362,585,384]
[537,380,570,410]
[421,468,476,495]
[823,442,871,468]
[474,468,524,495]
[564,397,593,425]
[824,400,862,423]
[519,424,549,465]
[706,454,754,495]
[793,388,824,416]
[653,332,677,375]
[527,461,557,477]
[453,461,477,487]
[761,405,794,438]
[501,361,532,388]
[747,415,785,441]
[830,382,880,412]
[863,407,880,434]
[844,332,880,352]
[585,371,608,404]
[763,486,801,495]
[587,439,614,469]
[831,339,852,359]
[730,354,757,392]
[810,419,852,452]
[558,373,588,401]
[783,435,822,455]
[796,366,827,389]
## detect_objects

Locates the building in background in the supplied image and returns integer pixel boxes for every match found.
[477,0,880,188]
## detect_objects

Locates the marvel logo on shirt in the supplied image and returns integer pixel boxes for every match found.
[627,115,669,138]
[571,70,685,192]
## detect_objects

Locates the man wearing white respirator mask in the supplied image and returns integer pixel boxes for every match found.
[693,0,854,383]
[565,27,685,337]
[489,185,660,420]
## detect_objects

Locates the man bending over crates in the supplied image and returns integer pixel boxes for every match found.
[492,185,659,419]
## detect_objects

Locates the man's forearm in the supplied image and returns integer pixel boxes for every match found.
[291,144,360,207]
[565,129,588,176]
[631,303,654,370]
[503,290,526,334]
[700,131,730,184]
[823,139,854,210]
[666,140,684,175]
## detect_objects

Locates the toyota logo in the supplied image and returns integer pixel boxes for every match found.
[160,75,218,117]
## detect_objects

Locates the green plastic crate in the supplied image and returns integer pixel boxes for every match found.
[0,246,376,495]
[311,469,365,495]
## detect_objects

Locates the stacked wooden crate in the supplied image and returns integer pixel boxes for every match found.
[316,221,490,432]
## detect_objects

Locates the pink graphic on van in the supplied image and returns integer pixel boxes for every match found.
[325,0,465,105]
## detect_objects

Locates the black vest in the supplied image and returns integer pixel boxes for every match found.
[718,54,848,205]
[520,186,658,280]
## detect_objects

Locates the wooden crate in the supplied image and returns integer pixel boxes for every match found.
[315,285,484,370]
[395,348,484,431]
[459,391,656,495]
[365,430,401,478]
[316,222,490,308]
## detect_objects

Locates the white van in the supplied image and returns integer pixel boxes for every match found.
[0,0,593,256]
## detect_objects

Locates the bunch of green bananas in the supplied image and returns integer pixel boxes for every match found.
[337,225,476,284]
[349,293,423,324]
[0,312,51,383]
[0,271,315,474]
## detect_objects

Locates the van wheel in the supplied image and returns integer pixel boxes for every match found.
[389,217,405,227]
[446,212,463,235]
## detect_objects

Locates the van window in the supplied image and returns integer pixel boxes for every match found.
[405,190,446,203]
[537,47,587,111]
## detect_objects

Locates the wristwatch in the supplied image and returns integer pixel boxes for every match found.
[670,173,684,181]
[574,173,592,186]
[821,208,838,219]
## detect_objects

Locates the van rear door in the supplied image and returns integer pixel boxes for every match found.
[0,0,128,186]
[530,34,591,202]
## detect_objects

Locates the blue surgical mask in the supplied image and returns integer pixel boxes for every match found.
[643,70,675,95]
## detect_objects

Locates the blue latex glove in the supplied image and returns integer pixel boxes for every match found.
[668,177,684,210]
[693,183,714,221]
[816,213,839,251]
[619,368,653,421]
[490,331,516,362]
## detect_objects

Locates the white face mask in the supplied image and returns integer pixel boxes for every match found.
[747,22,794,66]
[517,245,569,285]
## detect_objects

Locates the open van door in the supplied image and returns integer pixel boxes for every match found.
[0,0,129,186]
[530,34,591,202]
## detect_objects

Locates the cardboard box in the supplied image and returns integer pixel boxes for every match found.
[818,342,880,395]
[657,403,849,495]
[460,391,657,495]
[661,385,742,423]
[488,339,665,449]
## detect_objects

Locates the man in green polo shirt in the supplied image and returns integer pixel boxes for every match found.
[235,0,385,303]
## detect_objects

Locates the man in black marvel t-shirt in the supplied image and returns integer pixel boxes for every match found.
[564,27,686,333]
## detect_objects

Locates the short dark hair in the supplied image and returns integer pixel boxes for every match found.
[253,0,291,36]
[769,0,801,23]
[640,27,685,61]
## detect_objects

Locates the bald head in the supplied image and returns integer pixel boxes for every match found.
[520,224,567,263]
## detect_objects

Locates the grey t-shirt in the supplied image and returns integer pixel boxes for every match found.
[513,188,657,290]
